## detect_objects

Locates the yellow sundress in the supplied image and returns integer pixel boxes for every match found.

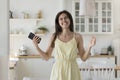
[50,35,81,80]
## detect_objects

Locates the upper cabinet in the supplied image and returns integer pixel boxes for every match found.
[72,0,113,34]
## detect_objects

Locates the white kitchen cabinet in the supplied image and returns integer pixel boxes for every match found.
[72,0,113,34]
[14,58,54,80]
[9,67,17,80]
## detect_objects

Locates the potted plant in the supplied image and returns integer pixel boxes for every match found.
[36,26,49,34]
[107,45,112,55]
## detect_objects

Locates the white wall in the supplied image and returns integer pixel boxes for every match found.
[9,0,120,79]
[0,0,8,80]
[9,0,66,56]
[10,0,65,27]
[9,0,66,80]
[10,0,120,55]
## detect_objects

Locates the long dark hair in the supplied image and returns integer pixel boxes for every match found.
[51,10,74,47]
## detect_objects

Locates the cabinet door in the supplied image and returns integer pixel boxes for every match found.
[15,58,54,80]
[72,0,113,34]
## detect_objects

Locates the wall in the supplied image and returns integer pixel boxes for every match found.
[9,0,65,55]
[0,0,8,80]
[9,0,66,80]
[10,0,120,55]
[9,0,65,27]
[64,0,120,54]
[9,0,120,79]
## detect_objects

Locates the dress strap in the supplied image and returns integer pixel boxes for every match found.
[56,35,59,39]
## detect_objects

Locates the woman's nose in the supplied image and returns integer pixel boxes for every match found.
[63,18,67,22]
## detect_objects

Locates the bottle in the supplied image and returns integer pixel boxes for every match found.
[37,10,42,19]
[22,12,30,19]
[9,10,13,18]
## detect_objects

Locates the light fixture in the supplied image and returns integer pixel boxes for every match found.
[79,0,96,17]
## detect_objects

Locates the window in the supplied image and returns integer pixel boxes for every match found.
[72,0,113,34]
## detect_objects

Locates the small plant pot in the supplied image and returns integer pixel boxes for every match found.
[36,26,48,34]
[108,51,112,55]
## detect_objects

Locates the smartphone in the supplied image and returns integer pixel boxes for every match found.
[28,32,41,43]
[28,32,35,40]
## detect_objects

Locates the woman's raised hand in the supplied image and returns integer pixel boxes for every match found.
[32,36,41,46]
[89,36,96,48]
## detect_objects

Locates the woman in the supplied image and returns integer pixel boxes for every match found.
[32,10,96,80]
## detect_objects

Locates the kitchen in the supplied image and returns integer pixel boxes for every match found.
[8,0,120,80]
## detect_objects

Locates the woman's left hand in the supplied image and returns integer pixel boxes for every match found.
[89,36,96,48]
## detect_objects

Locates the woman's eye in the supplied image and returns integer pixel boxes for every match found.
[64,16,69,20]
[64,17,67,19]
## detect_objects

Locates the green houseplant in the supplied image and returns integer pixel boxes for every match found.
[36,26,49,34]
[107,45,112,55]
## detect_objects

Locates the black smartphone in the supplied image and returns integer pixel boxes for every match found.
[28,32,41,43]
[28,32,35,40]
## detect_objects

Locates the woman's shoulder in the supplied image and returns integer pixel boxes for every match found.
[51,33,56,37]
[74,32,82,39]
[49,33,56,41]
[74,32,83,43]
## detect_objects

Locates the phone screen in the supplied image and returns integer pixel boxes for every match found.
[28,32,41,43]
[28,32,35,40]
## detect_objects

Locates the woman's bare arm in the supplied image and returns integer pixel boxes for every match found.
[76,33,96,61]
[33,34,55,60]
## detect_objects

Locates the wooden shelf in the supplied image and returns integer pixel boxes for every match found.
[76,54,115,58]
[11,54,115,59]
[17,55,42,58]
[12,55,54,58]
[10,33,45,37]
[9,18,43,21]
[89,54,115,58]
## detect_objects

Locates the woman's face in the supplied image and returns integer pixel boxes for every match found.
[58,13,70,29]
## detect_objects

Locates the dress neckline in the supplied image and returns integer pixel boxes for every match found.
[57,33,75,44]
[57,37,74,44]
